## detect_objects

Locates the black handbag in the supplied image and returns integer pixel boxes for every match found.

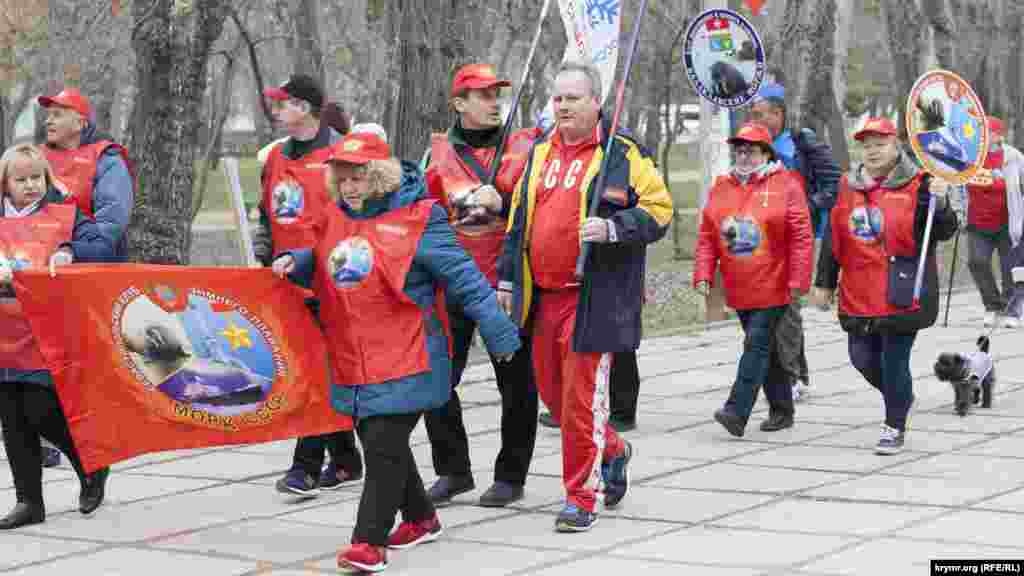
[887,254,919,309]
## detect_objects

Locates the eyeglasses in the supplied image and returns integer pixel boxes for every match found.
[732,145,762,158]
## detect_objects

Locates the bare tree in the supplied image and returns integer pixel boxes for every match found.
[127,0,229,264]
[880,0,925,137]
[777,0,840,139]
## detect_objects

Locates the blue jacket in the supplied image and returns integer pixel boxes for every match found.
[285,160,520,418]
[775,128,842,213]
[80,123,133,260]
[0,186,117,385]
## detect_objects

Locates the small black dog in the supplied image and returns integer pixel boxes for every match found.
[934,336,995,416]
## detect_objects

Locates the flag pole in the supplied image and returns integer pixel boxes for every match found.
[486,0,554,185]
[575,0,651,279]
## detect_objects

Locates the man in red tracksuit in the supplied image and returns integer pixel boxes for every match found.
[498,62,674,532]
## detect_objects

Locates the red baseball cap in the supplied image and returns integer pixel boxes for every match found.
[854,117,897,141]
[38,88,92,118]
[987,116,1005,137]
[327,133,391,165]
[451,64,511,96]
[727,123,774,148]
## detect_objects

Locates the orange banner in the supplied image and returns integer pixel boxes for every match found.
[14,265,351,473]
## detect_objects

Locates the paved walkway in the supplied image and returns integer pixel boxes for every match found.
[3,289,1024,575]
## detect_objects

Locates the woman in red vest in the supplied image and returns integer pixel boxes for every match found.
[272,132,520,573]
[0,144,116,529]
[813,118,958,455]
[694,123,814,438]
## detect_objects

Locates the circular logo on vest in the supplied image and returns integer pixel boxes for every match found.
[115,285,283,422]
[272,180,305,223]
[683,9,766,108]
[0,250,33,271]
[328,237,374,289]
[848,206,883,243]
[720,215,763,256]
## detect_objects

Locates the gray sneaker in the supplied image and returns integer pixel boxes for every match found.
[875,425,904,455]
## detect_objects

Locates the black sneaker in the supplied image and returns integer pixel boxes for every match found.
[319,462,362,491]
[275,469,320,497]
[477,481,524,507]
[759,412,794,432]
[714,408,746,437]
[427,475,475,506]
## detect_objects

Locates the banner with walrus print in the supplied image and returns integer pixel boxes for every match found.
[13,265,351,473]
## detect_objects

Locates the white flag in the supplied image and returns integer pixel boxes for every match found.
[537,0,622,130]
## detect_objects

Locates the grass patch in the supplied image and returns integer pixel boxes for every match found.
[194,157,263,214]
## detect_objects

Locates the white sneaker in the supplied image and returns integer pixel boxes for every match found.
[984,311,997,327]
[1002,316,1020,328]
[792,382,803,403]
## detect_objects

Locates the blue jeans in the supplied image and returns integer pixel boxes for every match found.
[848,331,918,431]
[724,306,790,421]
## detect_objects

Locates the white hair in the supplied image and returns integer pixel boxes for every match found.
[555,61,603,100]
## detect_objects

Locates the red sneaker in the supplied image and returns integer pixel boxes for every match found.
[337,543,387,573]
[386,515,443,549]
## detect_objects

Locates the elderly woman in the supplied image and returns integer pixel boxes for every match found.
[813,118,959,455]
[0,144,115,529]
[694,123,813,438]
[272,131,520,573]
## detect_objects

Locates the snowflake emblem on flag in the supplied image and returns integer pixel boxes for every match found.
[585,0,619,27]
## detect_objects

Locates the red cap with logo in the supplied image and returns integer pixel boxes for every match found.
[986,116,1005,137]
[328,133,391,165]
[727,123,774,147]
[38,88,92,119]
[451,64,511,96]
[854,117,898,141]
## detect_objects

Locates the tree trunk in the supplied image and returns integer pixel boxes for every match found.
[778,0,839,138]
[829,0,852,166]
[127,0,228,264]
[881,0,925,138]
[923,0,957,69]
[292,0,323,83]
[392,0,469,161]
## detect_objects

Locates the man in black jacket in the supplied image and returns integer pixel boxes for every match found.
[749,82,842,410]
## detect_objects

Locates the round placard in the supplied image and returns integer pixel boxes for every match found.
[906,70,989,184]
[683,9,766,109]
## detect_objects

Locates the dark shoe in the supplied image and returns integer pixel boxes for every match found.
[275,468,320,498]
[759,413,794,432]
[555,503,597,532]
[875,425,905,455]
[79,467,109,516]
[477,481,525,507]
[319,462,363,491]
[609,417,636,433]
[41,446,61,468]
[0,503,45,530]
[427,475,475,506]
[714,409,745,437]
[602,441,633,508]
[538,412,559,428]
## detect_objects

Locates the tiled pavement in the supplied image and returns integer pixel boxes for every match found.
[3,289,1024,575]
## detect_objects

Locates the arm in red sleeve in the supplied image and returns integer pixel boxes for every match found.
[785,174,814,293]
[693,199,719,288]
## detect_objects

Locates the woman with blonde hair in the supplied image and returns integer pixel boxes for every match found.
[272,131,520,572]
[0,144,115,529]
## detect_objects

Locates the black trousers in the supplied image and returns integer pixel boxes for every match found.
[424,302,538,486]
[352,412,434,546]
[610,351,640,423]
[290,430,363,478]
[0,383,86,506]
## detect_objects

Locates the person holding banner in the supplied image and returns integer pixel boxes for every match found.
[420,63,540,508]
[272,132,521,572]
[813,118,959,455]
[253,74,364,499]
[694,123,813,438]
[497,62,673,532]
[0,144,116,529]
[965,116,1023,328]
